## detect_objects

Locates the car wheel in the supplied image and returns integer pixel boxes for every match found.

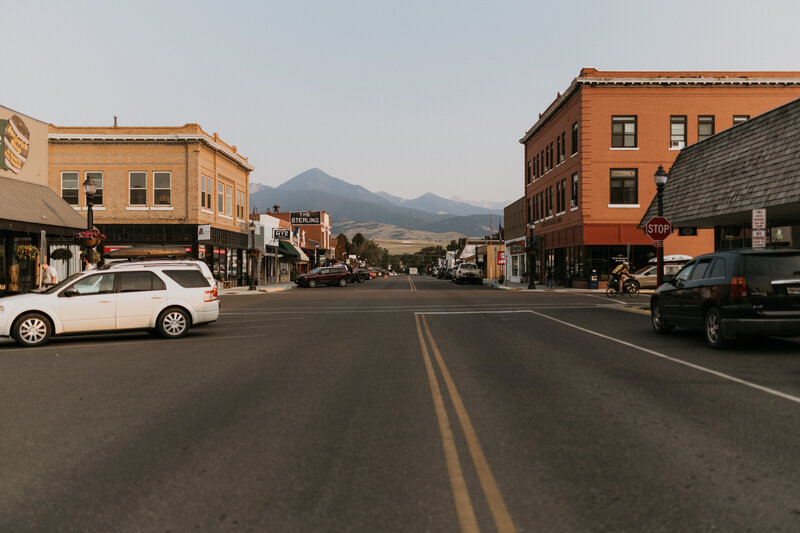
[12,313,52,347]
[157,307,190,339]
[338,278,348,287]
[704,307,729,349]
[308,279,317,288]
[651,300,673,334]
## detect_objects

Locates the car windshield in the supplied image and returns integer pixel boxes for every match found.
[308,267,324,275]
[41,272,84,294]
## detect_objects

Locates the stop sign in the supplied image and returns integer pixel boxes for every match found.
[645,216,672,241]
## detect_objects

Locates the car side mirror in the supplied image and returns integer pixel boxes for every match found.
[61,287,79,297]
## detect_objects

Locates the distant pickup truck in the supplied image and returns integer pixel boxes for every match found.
[408,268,418,275]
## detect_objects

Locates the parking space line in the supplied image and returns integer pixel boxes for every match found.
[530,311,800,406]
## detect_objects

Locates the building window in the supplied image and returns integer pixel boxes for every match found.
[154,172,171,205]
[560,131,566,163]
[539,193,544,220]
[698,115,715,141]
[61,171,79,205]
[556,136,561,165]
[670,116,686,148]
[556,181,562,213]
[560,179,566,213]
[571,173,579,209]
[527,161,532,185]
[201,175,213,209]
[547,187,554,217]
[217,183,225,213]
[611,116,637,148]
[85,171,103,206]
[129,172,147,206]
[571,122,578,155]
[237,190,246,218]
[541,149,545,174]
[549,142,554,169]
[225,185,232,216]
[610,169,638,204]
[733,115,749,125]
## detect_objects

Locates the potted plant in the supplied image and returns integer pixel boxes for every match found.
[74,229,106,248]
[80,249,102,264]
[14,244,39,262]
[50,248,74,261]
[247,248,260,258]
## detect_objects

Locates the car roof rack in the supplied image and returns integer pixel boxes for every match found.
[104,245,190,260]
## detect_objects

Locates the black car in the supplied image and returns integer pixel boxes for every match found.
[295,266,350,288]
[650,249,800,348]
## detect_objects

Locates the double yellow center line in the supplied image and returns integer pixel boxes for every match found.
[415,314,516,533]
[409,277,417,291]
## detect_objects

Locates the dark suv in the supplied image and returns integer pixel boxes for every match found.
[295,266,350,288]
[650,249,800,348]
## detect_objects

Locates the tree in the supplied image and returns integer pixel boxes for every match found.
[446,240,460,252]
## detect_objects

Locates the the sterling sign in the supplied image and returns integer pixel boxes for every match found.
[290,211,321,225]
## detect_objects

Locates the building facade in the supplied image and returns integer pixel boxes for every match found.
[520,69,800,286]
[49,124,254,285]
[503,197,527,283]
[271,210,332,267]
[0,105,87,293]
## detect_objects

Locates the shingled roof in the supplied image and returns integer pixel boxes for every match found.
[639,97,800,229]
[0,176,87,234]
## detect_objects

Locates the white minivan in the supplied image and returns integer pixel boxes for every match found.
[0,261,219,347]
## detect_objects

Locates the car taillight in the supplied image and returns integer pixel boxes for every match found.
[205,286,217,302]
[730,277,747,298]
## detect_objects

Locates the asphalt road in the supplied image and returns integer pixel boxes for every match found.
[1,275,799,532]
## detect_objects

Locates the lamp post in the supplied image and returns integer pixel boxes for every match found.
[527,223,536,289]
[82,175,98,230]
[653,165,669,287]
[249,221,257,291]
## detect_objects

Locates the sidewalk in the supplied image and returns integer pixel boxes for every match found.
[486,279,654,296]
[218,282,296,296]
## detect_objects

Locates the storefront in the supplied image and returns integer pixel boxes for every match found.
[505,238,526,283]
[99,223,250,286]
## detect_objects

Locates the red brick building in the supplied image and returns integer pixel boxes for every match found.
[520,69,800,286]
[270,210,332,266]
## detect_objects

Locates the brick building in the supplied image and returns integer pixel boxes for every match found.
[270,209,332,267]
[520,68,800,286]
[48,124,253,285]
[503,197,526,283]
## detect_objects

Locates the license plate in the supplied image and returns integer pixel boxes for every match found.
[788,287,800,295]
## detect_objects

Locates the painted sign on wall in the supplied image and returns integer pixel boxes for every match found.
[0,115,30,174]
[290,211,321,225]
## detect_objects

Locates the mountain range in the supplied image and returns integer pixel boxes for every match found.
[249,168,506,238]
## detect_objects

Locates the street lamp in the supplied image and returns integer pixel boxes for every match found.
[527,222,536,289]
[653,165,669,287]
[249,220,257,291]
[82,175,98,230]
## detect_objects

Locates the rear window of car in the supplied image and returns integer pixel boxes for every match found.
[163,269,211,288]
[119,271,166,292]
[744,253,800,280]
[461,264,477,269]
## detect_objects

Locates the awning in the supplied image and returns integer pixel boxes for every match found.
[278,240,309,262]
[0,176,87,234]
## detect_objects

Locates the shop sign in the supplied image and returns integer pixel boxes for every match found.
[497,251,506,265]
[541,216,562,228]
[273,228,291,239]
[509,242,524,255]
[290,211,321,225]
[198,224,211,241]
[0,115,30,174]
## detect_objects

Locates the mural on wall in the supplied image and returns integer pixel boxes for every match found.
[0,114,30,174]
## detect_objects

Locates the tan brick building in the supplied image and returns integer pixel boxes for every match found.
[48,124,254,285]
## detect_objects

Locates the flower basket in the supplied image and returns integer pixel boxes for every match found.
[50,248,74,261]
[80,249,102,264]
[248,248,260,258]
[15,244,39,261]
[74,230,106,248]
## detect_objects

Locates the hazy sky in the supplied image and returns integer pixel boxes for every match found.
[5,0,800,204]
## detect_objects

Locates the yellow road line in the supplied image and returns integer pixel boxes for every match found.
[421,315,517,533]
[409,277,417,291]
[415,315,479,533]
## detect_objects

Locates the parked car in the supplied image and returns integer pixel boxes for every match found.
[444,267,456,280]
[351,267,371,283]
[631,263,684,289]
[650,249,800,348]
[0,261,219,347]
[437,268,447,279]
[453,263,483,284]
[295,266,350,288]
